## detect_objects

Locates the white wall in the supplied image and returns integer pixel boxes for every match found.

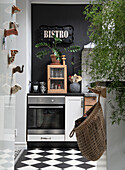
[106,91,125,170]
[0,0,16,168]
[15,0,31,149]
[97,97,107,170]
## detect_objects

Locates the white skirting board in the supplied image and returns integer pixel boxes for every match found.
[15,142,27,149]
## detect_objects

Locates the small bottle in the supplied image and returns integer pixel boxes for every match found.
[55,84,58,89]
[61,82,64,89]
[51,83,54,89]
[58,84,61,89]
[51,68,54,77]
[55,69,59,77]
[59,69,63,77]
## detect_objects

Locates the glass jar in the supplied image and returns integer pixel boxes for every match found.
[51,68,54,77]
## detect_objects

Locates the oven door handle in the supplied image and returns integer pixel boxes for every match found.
[29,106,63,109]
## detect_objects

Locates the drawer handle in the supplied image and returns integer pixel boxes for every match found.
[41,137,51,140]
[81,98,83,108]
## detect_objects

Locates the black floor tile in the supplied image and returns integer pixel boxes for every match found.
[56,157,71,162]
[77,163,95,169]
[55,163,72,168]
[36,156,51,162]
[57,152,70,157]
[76,157,89,162]
[32,162,50,168]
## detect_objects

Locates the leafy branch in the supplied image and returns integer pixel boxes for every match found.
[65,45,81,53]
[83,0,125,124]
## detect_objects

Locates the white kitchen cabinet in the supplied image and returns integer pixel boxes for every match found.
[65,96,83,141]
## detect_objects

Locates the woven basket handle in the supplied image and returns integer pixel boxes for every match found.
[69,129,75,138]
[98,93,101,102]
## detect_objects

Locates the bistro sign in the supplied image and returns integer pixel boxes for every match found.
[40,25,74,44]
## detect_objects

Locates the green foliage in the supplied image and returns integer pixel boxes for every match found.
[36,50,50,60]
[84,0,125,124]
[65,45,81,53]
[35,42,51,48]
[53,34,62,44]
[35,35,80,61]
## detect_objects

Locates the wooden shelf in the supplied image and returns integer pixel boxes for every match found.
[50,77,64,80]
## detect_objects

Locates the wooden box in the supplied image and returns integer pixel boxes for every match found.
[84,96,97,113]
[47,65,67,93]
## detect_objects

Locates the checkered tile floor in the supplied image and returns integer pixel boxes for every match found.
[15,148,97,170]
[0,149,14,170]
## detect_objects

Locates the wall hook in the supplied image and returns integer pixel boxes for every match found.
[88,87,106,98]
[10,84,21,95]
[9,22,19,29]
[12,5,21,15]
[12,65,24,74]
[8,50,18,65]
[4,27,18,37]
[11,50,18,56]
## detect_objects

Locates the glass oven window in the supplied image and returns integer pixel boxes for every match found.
[28,106,65,129]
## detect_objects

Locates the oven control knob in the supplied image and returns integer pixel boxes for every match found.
[51,99,55,102]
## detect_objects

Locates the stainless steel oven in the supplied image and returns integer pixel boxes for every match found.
[27,96,65,135]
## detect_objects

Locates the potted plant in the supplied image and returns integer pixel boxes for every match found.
[35,35,80,65]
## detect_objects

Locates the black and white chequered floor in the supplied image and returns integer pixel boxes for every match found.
[15,148,97,170]
[0,148,14,170]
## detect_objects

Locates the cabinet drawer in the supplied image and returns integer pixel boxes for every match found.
[84,106,93,113]
[85,97,96,106]
[27,135,64,141]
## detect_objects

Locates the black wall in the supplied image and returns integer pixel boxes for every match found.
[32,4,90,89]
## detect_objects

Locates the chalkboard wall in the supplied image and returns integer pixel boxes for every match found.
[32,4,90,91]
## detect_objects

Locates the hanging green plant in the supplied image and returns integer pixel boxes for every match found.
[83,0,125,124]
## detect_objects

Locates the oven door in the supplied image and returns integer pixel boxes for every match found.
[27,105,65,134]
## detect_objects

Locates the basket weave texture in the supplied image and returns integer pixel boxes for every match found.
[70,101,106,161]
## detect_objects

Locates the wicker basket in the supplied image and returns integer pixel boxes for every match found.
[70,97,106,161]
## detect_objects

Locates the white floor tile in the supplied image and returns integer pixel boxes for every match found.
[25,154,42,159]
[47,149,63,154]
[43,160,61,166]
[0,159,8,165]
[89,161,97,166]
[46,154,62,160]
[28,149,44,154]
[3,149,12,153]
[66,160,83,166]
[40,166,61,170]
[0,165,5,170]
[17,166,38,170]
[22,159,41,166]
[5,167,14,170]
[0,154,9,159]
[65,154,82,160]
[64,166,83,170]
[65,149,80,154]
